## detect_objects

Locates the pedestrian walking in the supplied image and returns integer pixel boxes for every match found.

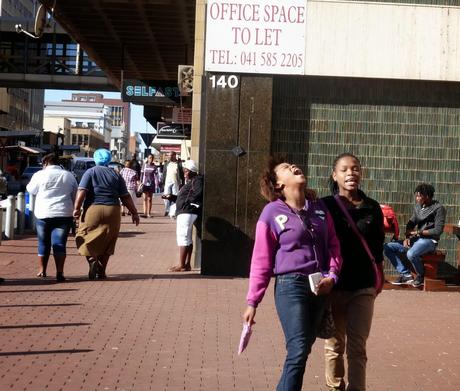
[140,154,157,218]
[120,159,139,216]
[321,153,385,391]
[73,149,140,280]
[243,157,342,391]
[26,153,78,282]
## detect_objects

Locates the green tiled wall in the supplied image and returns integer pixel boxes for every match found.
[272,76,460,276]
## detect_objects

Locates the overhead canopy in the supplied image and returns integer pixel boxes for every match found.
[41,0,197,87]
[3,145,46,154]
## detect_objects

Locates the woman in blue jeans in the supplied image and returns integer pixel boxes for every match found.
[26,153,78,281]
[243,157,342,391]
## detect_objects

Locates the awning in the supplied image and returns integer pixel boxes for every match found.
[41,144,81,152]
[3,145,46,154]
[0,130,41,137]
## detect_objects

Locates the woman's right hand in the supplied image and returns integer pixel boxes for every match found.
[73,208,81,219]
[243,305,256,326]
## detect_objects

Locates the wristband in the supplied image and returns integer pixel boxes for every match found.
[324,272,338,284]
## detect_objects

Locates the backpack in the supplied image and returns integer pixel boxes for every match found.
[380,204,399,239]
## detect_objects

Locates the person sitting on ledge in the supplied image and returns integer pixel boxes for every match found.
[384,183,446,288]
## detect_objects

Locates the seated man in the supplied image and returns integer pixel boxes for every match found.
[384,183,446,288]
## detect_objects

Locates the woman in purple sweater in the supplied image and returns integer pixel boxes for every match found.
[243,158,343,391]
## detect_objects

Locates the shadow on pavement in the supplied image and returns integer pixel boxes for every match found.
[0,279,75,286]
[0,322,91,329]
[0,349,93,356]
[0,288,79,293]
[0,303,82,308]
[117,231,146,237]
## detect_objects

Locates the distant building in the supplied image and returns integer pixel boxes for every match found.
[0,0,45,170]
[71,125,106,157]
[66,93,130,161]
[129,132,143,161]
[44,100,113,146]
[0,1,44,136]
[43,117,71,145]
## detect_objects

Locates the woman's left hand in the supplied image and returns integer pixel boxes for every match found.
[316,277,335,296]
[132,213,140,226]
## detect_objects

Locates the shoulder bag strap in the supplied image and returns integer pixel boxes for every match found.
[334,195,375,263]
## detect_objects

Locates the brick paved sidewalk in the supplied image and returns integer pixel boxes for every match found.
[0,196,459,390]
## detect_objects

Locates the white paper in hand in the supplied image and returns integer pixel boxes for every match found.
[308,272,323,294]
[238,323,252,355]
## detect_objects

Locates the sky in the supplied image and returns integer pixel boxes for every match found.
[44,89,156,136]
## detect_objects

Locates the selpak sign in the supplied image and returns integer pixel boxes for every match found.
[205,0,306,75]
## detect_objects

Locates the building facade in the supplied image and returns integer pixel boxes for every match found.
[44,100,112,146]
[198,0,460,276]
[0,0,44,171]
[71,126,106,157]
[67,93,130,161]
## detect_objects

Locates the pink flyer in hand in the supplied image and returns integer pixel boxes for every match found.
[238,323,252,355]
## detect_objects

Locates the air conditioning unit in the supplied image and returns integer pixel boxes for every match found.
[178,65,194,96]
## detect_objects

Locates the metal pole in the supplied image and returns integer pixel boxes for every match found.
[17,192,25,235]
[0,207,3,245]
[29,193,36,232]
[5,195,15,240]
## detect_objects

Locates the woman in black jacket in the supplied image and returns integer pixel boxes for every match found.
[162,159,203,272]
[322,153,384,391]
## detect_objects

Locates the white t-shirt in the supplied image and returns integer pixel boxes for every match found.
[165,161,179,184]
[26,165,78,219]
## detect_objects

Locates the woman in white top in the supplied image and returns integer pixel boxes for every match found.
[26,153,78,281]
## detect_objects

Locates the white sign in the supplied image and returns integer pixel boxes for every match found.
[205,0,307,75]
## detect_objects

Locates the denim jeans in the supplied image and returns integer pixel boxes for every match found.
[275,273,326,391]
[36,217,73,257]
[384,238,436,276]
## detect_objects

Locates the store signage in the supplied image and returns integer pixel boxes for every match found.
[205,0,306,75]
[161,145,182,153]
[156,122,191,139]
[122,79,181,103]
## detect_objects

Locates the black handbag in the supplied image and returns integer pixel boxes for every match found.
[135,184,143,198]
[316,300,336,339]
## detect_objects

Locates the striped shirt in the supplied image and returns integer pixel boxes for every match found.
[120,167,138,190]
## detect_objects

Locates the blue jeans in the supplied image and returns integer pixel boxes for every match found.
[36,217,73,257]
[384,238,436,276]
[275,273,326,391]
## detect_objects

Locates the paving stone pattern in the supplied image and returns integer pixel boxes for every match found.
[0,197,459,390]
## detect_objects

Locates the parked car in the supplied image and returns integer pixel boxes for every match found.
[71,157,95,183]
[20,166,43,191]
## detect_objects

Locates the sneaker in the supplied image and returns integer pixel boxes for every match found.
[412,275,424,288]
[391,274,413,285]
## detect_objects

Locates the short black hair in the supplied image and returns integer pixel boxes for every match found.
[414,183,435,198]
[42,153,58,166]
[328,152,361,195]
